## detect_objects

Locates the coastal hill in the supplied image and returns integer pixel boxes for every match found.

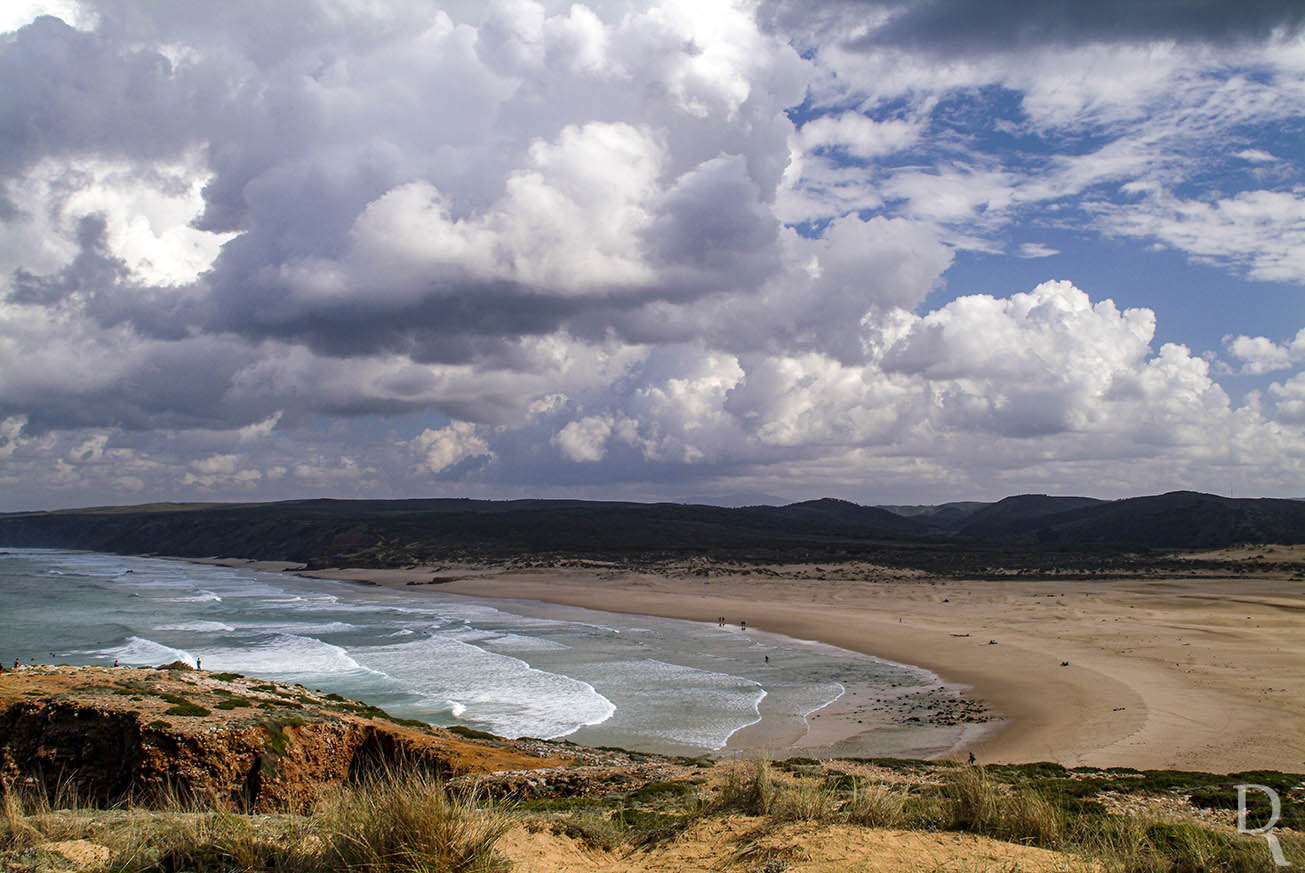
[953,491,1305,547]
[0,491,1302,572]
[0,491,1302,569]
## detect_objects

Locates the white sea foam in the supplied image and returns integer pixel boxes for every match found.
[353,635,615,740]
[479,633,572,653]
[588,658,766,750]
[166,590,222,603]
[198,633,383,679]
[87,636,194,666]
[447,627,571,652]
[155,621,236,633]
[237,621,358,635]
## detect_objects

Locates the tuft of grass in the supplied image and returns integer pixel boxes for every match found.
[844,782,910,828]
[941,766,1064,847]
[1076,815,1289,873]
[3,769,511,873]
[317,768,510,873]
[1,786,41,851]
[770,778,839,822]
[717,757,778,816]
[115,811,307,873]
[715,758,839,822]
[554,811,626,852]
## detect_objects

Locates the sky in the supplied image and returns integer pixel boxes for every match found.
[2,0,1305,512]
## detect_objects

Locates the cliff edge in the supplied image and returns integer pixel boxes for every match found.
[0,664,568,812]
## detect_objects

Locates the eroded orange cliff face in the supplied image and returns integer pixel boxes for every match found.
[0,665,567,811]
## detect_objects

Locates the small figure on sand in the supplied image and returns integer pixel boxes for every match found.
[113,659,119,667]
[764,655,769,663]
[195,658,202,671]
[740,619,747,630]
[968,752,976,764]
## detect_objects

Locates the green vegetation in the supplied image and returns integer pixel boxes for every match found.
[213,696,254,710]
[446,724,500,741]
[158,693,210,717]
[710,760,1304,872]
[262,718,307,760]
[3,743,1302,873]
[1,768,509,873]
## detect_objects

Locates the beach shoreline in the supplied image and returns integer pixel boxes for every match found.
[190,557,1305,771]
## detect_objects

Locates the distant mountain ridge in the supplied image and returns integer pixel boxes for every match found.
[0,490,1301,565]
[956,491,1305,548]
[954,495,1107,538]
[0,496,931,565]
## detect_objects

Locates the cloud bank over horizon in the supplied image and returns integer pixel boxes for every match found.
[2,0,1304,510]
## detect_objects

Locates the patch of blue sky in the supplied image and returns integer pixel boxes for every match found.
[938,230,1305,371]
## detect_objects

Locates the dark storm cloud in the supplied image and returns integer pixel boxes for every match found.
[765,0,1305,54]
[0,339,261,434]
[10,216,199,341]
[10,215,125,306]
[0,16,217,175]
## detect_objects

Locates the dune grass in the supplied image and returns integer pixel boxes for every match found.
[1,768,510,873]
[4,759,1303,872]
[713,759,1303,873]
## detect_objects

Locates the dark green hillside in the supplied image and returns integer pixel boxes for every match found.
[0,497,931,566]
[961,491,1305,548]
[956,494,1107,538]
[1,490,1302,569]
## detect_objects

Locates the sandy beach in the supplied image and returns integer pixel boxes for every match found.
[249,555,1305,773]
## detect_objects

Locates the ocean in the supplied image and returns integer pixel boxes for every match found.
[0,548,971,757]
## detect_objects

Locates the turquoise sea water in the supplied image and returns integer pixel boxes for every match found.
[0,549,965,756]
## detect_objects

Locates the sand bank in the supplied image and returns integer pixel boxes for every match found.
[284,561,1305,772]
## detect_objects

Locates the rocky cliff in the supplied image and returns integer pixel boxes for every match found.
[0,665,568,812]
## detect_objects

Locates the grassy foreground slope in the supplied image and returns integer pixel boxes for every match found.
[5,753,1304,872]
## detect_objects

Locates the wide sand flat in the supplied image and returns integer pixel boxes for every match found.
[288,559,1305,772]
